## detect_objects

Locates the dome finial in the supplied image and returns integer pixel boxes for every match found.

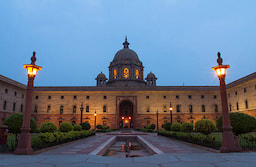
[123,36,129,48]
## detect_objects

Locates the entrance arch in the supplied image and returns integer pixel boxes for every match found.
[119,101,134,128]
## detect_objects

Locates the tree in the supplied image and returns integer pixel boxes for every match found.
[3,113,38,142]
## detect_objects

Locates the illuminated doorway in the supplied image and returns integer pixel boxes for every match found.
[119,101,133,128]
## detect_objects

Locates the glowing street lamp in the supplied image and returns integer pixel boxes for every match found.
[212,52,241,153]
[169,102,173,124]
[14,52,42,155]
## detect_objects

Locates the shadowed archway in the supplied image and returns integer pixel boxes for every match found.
[119,101,133,128]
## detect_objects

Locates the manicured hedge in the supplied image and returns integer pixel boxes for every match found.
[181,122,193,132]
[40,122,57,133]
[32,130,95,149]
[195,119,216,135]
[59,122,73,132]
[158,130,221,149]
[80,122,91,130]
[171,123,181,131]
[216,113,256,135]
[73,125,82,131]
[162,122,172,131]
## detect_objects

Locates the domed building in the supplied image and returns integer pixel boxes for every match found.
[0,38,255,130]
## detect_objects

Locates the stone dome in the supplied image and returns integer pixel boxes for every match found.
[96,72,107,79]
[146,72,157,79]
[111,37,141,65]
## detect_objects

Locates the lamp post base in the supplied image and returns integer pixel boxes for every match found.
[14,128,33,155]
[220,126,242,153]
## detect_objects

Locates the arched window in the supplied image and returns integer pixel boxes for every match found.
[135,69,139,79]
[86,105,89,112]
[202,105,205,112]
[214,104,218,112]
[113,69,117,79]
[123,68,129,79]
[189,104,193,113]
[176,105,181,112]
[103,105,107,112]
[73,105,76,113]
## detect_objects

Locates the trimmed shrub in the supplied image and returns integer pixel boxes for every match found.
[162,122,172,131]
[40,122,57,133]
[80,122,91,130]
[3,113,38,142]
[102,126,109,129]
[59,122,73,132]
[216,112,256,135]
[171,123,181,131]
[181,122,193,132]
[195,119,216,135]
[96,125,103,129]
[73,125,82,131]
[150,124,156,130]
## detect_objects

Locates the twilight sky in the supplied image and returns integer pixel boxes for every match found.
[0,0,255,87]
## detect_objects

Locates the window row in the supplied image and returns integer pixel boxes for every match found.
[229,100,249,111]
[2,101,23,112]
[35,95,107,100]
[146,104,218,113]
[35,105,108,113]
[113,68,140,79]
[146,95,217,99]
[3,89,24,98]
[228,86,256,97]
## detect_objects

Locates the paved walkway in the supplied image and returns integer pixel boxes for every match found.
[1,131,256,167]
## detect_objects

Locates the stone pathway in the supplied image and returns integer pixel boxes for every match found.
[1,131,256,166]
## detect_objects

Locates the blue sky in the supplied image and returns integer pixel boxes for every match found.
[0,0,255,86]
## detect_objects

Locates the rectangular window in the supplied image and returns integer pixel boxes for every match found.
[214,95,217,99]
[86,96,90,99]
[146,96,149,99]
[202,105,205,112]
[103,121,107,126]
[176,105,180,112]
[35,96,39,99]
[215,104,218,112]
[188,95,192,99]
[236,102,239,110]
[20,104,23,112]
[103,96,107,99]
[3,101,7,110]
[163,96,166,99]
[34,105,38,113]
[73,105,76,113]
[189,105,193,113]
[47,105,51,113]
[60,105,63,114]
[13,103,16,112]
[74,96,77,99]
[176,95,179,99]
[103,105,106,112]
[235,91,237,95]
[22,94,24,99]
[146,120,150,126]
[59,121,62,125]
[61,96,64,99]
[229,104,232,111]
[244,88,247,93]
[201,95,204,99]
[14,92,17,96]
[245,100,248,109]
[5,89,8,93]
[86,106,89,112]
[48,96,51,99]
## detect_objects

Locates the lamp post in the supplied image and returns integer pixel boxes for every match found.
[80,103,84,124]
[94,110,97,132]
[169,102,173,124]
[156,110,159,130]
[14,52,42,155]
[212,52,241,153]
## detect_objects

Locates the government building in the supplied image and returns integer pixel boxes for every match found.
[1,38,256,129]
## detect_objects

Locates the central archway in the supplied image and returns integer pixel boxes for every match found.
[119,101,133,128]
